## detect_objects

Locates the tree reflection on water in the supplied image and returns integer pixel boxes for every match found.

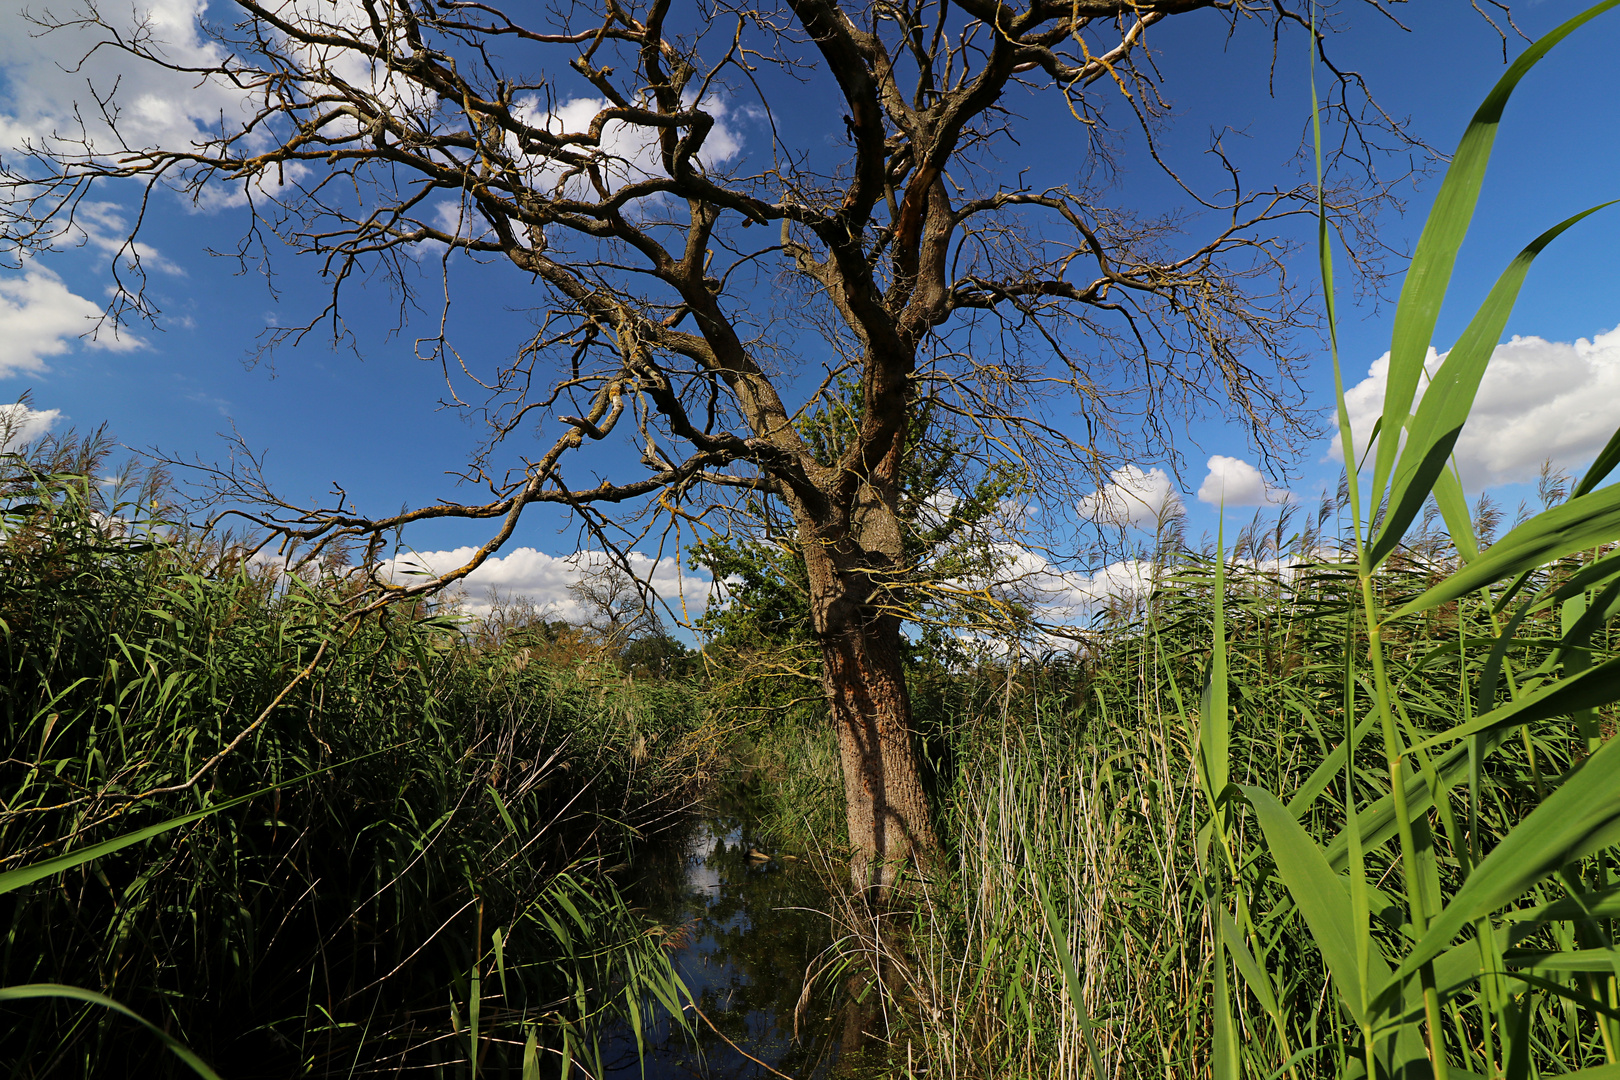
[605,797,897,1080]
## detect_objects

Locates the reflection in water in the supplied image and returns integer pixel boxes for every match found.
[604,809,884,1079]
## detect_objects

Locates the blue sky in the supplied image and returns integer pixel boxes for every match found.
[2,0,1617,623]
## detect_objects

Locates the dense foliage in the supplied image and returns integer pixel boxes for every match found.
[7,13,1620,1076]
[0,430,697,1078]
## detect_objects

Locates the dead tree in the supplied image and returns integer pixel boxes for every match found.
[0,0,1495,893]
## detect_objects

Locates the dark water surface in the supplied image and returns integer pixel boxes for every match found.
[600,804,881,1080]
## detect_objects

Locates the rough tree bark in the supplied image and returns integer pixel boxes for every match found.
[0,0,1454,896]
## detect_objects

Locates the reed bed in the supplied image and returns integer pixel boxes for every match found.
[8,9,1620,1080]
[859,9,1620,1077]
[0,430,694,1078]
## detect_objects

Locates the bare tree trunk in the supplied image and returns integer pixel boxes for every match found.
[816,589,940,896]
[794,397,940,897]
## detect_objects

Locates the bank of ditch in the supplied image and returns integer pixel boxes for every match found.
[0,430,703,1077]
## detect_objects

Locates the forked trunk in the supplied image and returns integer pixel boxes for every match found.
[818,603,939,895]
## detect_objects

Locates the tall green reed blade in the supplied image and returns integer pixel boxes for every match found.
[1298,4,1620,1078]
[1311,18,1380,1071]
[1197,519,1245,1080]
[1370,202,1617,568]
[0,756,374,896]
[1199,518,1231,823]
[1368,0,1620,513]
[1212,912,1241,1080]
[0,984,224,1080]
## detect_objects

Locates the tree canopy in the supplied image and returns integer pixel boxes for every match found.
[0,0,1490,890]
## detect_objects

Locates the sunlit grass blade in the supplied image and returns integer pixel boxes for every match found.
[1218,906,1284,1024]
[0,984,224,1080]
[1511,886,1620,926]
[1368,0,1620,506]
[1370,203,1616,568]
[1573,420,1620,498]
[1430,465,1480,561]
[1392,482,1620,620]
[1212,914,1241,1080]
[1502,949,1620,975]
[523,1027,541,1080]
[1544,1066,1620,1079]
[1199,517,1231,812]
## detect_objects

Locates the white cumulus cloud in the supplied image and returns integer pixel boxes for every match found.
[1025,556,1156,624]
[433,91,747,239]
[1197,455,1290,507]
[963,545,1155,627]
[0,267,142,377]
[1339,326,1620,491]
[0,0,247,161]
[0,402,62,450]
[1078,465,1182,528]
[379,546,712,622]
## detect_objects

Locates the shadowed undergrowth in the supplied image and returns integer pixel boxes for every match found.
[0,429,697,1078]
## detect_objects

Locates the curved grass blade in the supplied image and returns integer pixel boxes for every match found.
[1384,730,1620,994]
[1502,949,1620,974]
[1574,420,1620,498]
[0,984,224,1080]
[1431,465,1480,562]
[1369,0,1620,507]
[1218,906,1282,1018]
[1404,652,1620,757]
[1370,203,1616,568]
[1199,518,1231,812]
[1508,886,1620,926]
[1391,482,1620,622]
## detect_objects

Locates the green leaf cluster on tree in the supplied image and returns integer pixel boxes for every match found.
[690,383,1022,797]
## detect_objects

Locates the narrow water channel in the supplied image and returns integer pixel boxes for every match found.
[602,799,886,1079]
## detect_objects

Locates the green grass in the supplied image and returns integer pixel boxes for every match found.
[0,430,694,1077]
[7,11,1620,1077]
[783,11,1620,1076]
